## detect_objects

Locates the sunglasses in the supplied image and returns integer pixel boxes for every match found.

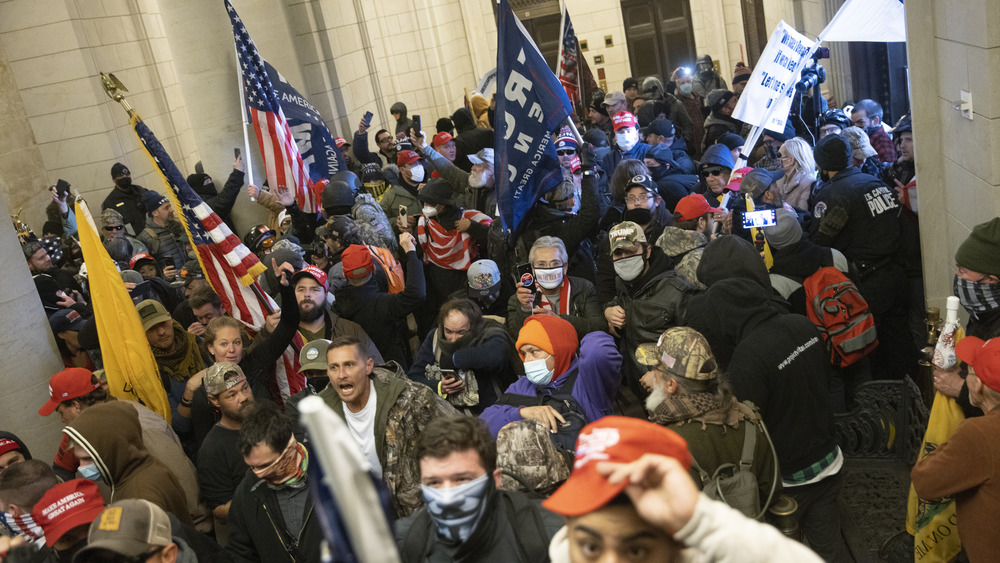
[557,150,577,156]
[103,225,124,232]
[701,167,725,178]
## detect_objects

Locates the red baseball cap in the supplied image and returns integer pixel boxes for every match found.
[0,438,22,457]
[956,337,1000,393]
[334,137,349,148]
[397,150,420,166]
[543,417,691,517]
[291,265,329,291]
[341,245,374,279]
[129,253,156,270]
[432,132,454,148]
[726,166,753,192]
[32,479,105,547]
[612,111,639,132]
[39,368,101,416]
[675,194,722,221]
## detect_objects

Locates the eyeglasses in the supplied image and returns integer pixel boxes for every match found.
[103,225,124,232]
[625,193,654,205]
[556,150,577,156]
[701,168,725,178]
[533,261,564,269]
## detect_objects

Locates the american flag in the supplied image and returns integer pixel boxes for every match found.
[131,116,304,398]
[226,0,320,213]
[557,8,597,118]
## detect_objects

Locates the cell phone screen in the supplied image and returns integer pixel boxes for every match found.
[742,209,777,229]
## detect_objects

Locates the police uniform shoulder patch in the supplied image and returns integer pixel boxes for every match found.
[814,201,827,219]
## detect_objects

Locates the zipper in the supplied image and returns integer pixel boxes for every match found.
[261,500,294,561]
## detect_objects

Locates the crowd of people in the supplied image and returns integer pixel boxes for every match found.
[2,53,997,563]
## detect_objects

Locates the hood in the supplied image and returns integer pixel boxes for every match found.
[390,102,408,119]
[515,315,579,380]
[186,173,216,198]
[451,108,476,132]
[700,143,736,170]
[469,93,490,121]
[696,236,770,289]
[0,431,31,460]
[704,112,741,131]
[657,226,709,257]
[63,402,147,488]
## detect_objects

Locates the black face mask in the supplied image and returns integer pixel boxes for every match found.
[624,207,653,225]
[115,177,133,190]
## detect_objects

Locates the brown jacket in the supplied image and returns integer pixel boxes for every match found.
[64,401,193,525]
[911,407,1000,562]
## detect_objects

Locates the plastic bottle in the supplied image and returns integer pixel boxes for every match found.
[932,296,962,369]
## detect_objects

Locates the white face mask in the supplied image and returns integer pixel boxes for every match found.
[616,129,640,152]
[422,206,438,218]
[534,267,564,290]
[614,254,645,281]
[408,164,425,183]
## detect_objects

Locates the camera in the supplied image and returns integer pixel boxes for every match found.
[795,62,827,93]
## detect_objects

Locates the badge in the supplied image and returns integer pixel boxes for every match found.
[814,201,827,219]
[305,348,319,361]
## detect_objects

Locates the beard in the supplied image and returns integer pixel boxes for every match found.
[299,300,325,323]
[468,170,490,188]
[645,384,667,412]
[220,399,254,422]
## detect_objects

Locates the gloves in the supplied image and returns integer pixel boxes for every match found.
[818,206,849,238]
[578,142,596,170]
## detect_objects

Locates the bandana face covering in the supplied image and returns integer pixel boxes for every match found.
[954,274,1000,319]
[421,473,491,543]
[253,436,308,487]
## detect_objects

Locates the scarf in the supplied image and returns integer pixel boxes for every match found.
[539,279,572,316]
[152,322,205,381]
[281,442,309,488]
[954,275,1000,320]
[650,393,754,430]
[417,210,492,270]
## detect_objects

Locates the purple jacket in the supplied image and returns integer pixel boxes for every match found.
[480,331,622,437]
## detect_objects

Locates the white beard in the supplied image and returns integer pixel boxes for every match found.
[645,384,667,412]
[468,170,490,188]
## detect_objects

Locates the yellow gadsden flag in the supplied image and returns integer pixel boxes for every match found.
[906,329,966,562]
[75,200,170,423]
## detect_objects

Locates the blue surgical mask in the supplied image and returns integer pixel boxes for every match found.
[679,83,694,95]
[524,358,554,386]
[421,474,490,543]
[79,463,102,482]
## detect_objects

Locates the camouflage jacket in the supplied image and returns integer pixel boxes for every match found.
[317,366,459,517]
[656,226,709,290]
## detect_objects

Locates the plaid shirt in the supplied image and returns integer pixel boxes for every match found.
[869,127,897,164]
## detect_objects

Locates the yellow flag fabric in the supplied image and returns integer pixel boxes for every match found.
[74,200,170,422]
[906,328,966,562]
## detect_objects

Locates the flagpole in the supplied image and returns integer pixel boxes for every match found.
[235,46,256,198]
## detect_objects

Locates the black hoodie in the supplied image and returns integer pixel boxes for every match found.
[0,431,31,460]
[683,236,836,475]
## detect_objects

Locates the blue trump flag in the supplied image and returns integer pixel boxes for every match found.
[260,60,346,184]
[495,0,573,236]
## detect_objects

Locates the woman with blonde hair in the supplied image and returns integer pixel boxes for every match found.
[775,137,816,210]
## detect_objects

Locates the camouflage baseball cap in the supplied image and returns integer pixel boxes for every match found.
[203,362,246,396]
[635,327,717,380]
[609,221,647,253]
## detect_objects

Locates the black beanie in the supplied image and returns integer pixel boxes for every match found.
[813,134,851,171]
[955,218,1000,276]
[417,178,455,207]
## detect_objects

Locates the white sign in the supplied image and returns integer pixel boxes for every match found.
[732,21,815,134]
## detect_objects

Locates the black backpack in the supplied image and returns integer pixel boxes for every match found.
[493,370,587,454]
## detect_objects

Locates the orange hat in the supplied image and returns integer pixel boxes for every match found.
[543,416,691,516]
[515,315,579,379]
[956,337,1000,393]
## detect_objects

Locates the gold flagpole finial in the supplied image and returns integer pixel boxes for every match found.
[100,72,135,118]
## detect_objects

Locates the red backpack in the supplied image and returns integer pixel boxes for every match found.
[802,267,879,367]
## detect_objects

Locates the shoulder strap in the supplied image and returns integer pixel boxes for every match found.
[400,509,435,560]
[143,227,160,253]
[503,493,549,563]
[739,418,757,471]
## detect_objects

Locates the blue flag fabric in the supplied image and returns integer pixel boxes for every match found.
[261,60,345,183]
[495,0,573,236]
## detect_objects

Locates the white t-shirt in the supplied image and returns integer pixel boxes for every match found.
[344,380,382,478]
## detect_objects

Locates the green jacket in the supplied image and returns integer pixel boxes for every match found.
[317,367,458,517]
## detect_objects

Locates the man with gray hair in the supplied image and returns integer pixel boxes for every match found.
[506,236,605,340]
[851,99,896,164]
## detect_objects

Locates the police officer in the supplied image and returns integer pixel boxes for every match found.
[809,134,914,380]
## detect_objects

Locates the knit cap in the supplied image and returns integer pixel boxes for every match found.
[762,208,803,250]
[955,218,1000,276]
[813,134,851,171]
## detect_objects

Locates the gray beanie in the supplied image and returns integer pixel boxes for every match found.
[762,208,802,250]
